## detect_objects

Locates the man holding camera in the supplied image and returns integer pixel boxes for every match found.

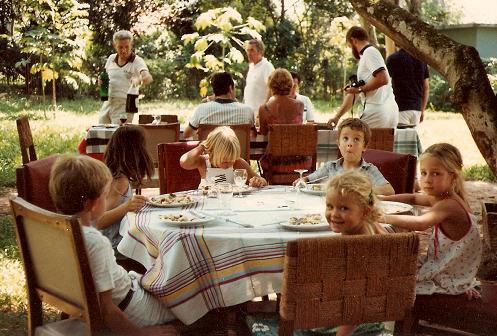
[327,26,398,129]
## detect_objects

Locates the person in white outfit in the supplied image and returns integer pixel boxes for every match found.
[98,30,153,125]
[327,26,398,129]
[243,39,275,125]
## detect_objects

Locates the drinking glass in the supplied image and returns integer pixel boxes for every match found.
[153,114,161,125]
[233,169,248,197]
[294,169,308,193]
[217,182,234,215]
[119,117,127,126]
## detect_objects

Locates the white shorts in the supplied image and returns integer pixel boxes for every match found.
[98,97,134,124]
[123,272,176,326]
[360,98,399,128]
[398,110,421,126]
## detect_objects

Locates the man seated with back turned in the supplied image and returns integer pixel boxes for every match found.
[183,72,254,139]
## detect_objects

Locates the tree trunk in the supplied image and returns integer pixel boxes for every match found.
[359,17,378,47]
[407,0,421,17]
[349,0,497,175]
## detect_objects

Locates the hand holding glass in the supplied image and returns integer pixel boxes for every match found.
[234,169,248,197]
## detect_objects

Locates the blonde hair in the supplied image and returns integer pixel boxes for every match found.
[268,68,294,95]
[202,126,241,168]
[49,155,112,215]
[420,143,467,204]
[326,170,382,235]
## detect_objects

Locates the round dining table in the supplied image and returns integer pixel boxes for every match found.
[117,185,412,325]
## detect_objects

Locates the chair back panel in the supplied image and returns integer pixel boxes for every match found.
[363,149,417,194]
[16,116,37,164]
[139,123,180,165]
[158,142,201,194]
[10,197,104,335]
[267,124,317,157]
[369,128,395,152]
[138,114,178,124]
[279,233,419,330]
[197,124,252,162]
[16,154,59,212]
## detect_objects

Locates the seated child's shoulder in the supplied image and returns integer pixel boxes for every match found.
[82,226,111,250]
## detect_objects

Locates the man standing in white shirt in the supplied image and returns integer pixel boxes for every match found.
[243,39,274,123]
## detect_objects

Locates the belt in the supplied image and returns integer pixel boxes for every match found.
[118,289,134,311]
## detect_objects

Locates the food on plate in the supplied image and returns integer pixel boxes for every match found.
[159,214,194,222]
[151,194,194,205]
[310,184,324,191]
[288,214,323,225]
[380,202,413,214]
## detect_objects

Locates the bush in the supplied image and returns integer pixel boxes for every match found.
[428,72,456,112]
[463,164,497,182]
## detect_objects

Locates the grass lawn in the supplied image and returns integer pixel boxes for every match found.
[0,93,495,333]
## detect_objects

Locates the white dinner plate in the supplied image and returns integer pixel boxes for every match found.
[301,183,326,196]
[380,201,414,215]
[149,194,199,208]
[280,213,329,231]
[158,212,215,227]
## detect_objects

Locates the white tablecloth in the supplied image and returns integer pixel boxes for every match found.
[118,187,336,324]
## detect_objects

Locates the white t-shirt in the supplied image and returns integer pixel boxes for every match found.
[357,47,395,106]
[105,54,148,99]
[244,58,275,117]
[188,100,254,129]
[82,225,131,305]
[296,93,314,121]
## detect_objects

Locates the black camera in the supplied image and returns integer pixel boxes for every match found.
[348,75,365,88]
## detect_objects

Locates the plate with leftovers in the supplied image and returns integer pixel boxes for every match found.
[158,212,215,226]
[301,183,326,196]
[149,194,198,208]
[280,213,330,231]
[379,201,413,215]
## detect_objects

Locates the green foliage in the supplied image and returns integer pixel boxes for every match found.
[463,164,497,183]
[483,57,497,92]
[428,72,456,112]
[421,0,462,27]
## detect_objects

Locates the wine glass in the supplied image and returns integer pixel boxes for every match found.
[217,182,234,216]
[153,114,161,125]
[294,169,308,193]
[119,117,127,126]
[233,169,248,198]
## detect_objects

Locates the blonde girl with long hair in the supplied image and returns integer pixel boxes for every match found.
[381,143,481,298]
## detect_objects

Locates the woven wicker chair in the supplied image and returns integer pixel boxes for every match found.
[370,128,395,152]
[158,141,201,194]
[197,124,252,162]
[16,116,37,164]
[16,154,59,212]
[10,197,105,335]
[362,149,417,194]
[138,123,180,189]
[138,114,178,124]
[277,233,419,336]
[262,124,317,185]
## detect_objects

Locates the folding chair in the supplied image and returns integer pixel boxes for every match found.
[16,154,59,212]
[16,116,37,164]
[245,233,419,335]
[138,123,180,189]
[262,124,317,185]
[363,149,417,194]
[138,114,178,124]
[197,124,252,162]
[10,197,105,336]
[158,142,201,194]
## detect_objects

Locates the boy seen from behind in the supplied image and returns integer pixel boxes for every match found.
[49,155,177,336]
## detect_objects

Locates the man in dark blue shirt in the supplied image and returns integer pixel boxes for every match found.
[386,49,429,126]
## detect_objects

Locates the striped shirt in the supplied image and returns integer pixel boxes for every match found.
[306,158,389,186]
[188,99,254,129]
